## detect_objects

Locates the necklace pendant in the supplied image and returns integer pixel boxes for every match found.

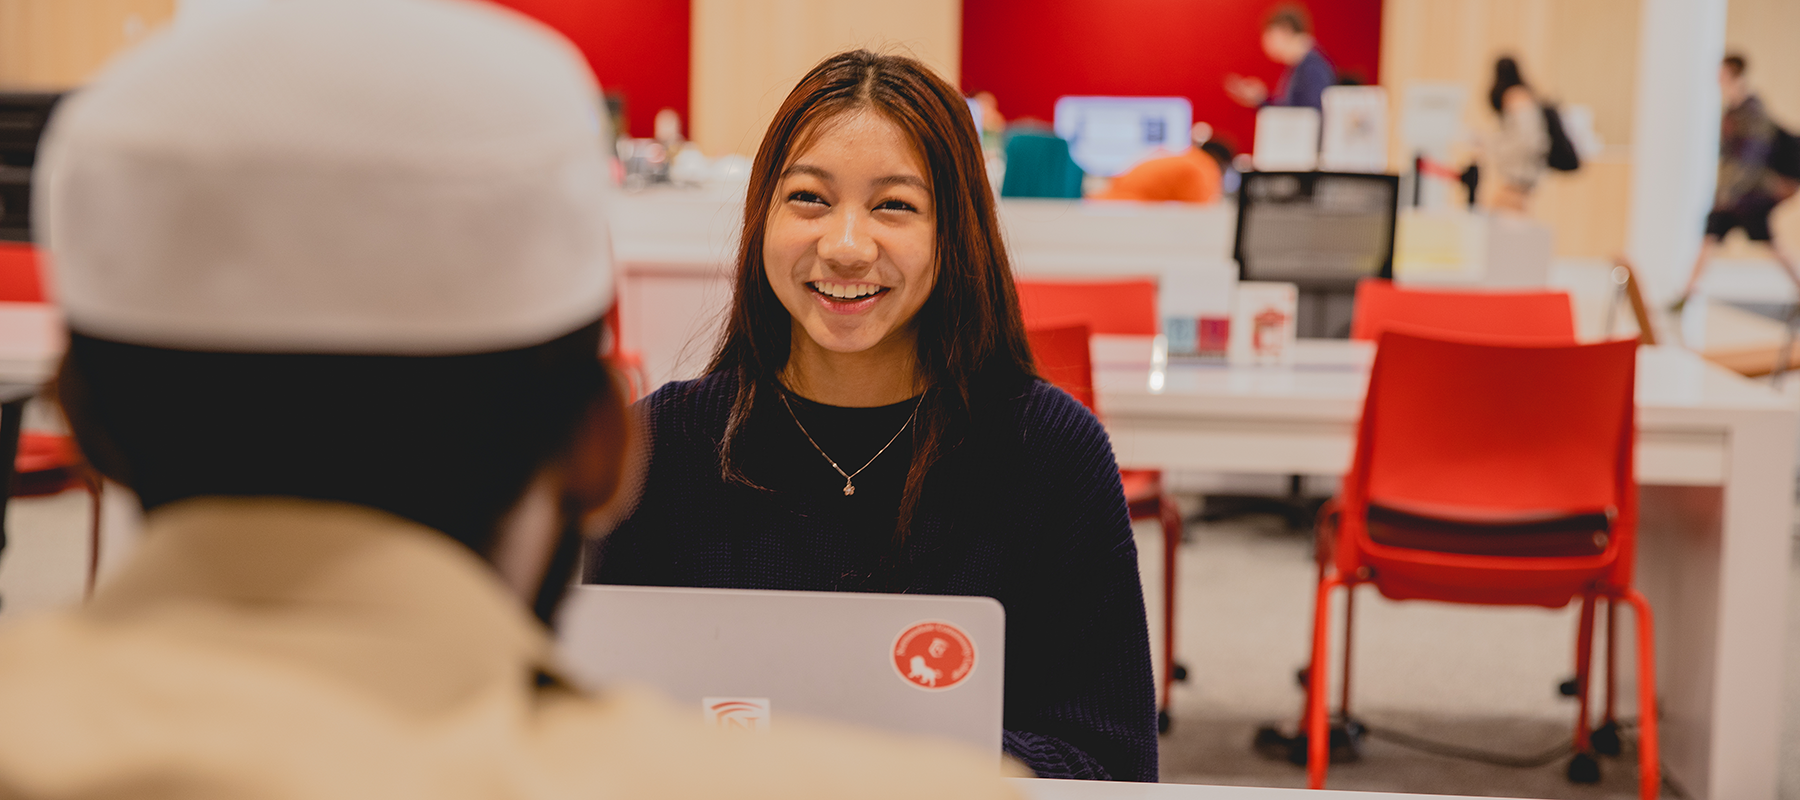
[843,480,856,496]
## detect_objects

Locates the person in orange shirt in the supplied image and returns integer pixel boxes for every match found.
[1095,123,1223,204]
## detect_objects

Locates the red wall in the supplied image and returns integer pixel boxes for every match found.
[482,0,690,139]
[961,0,1382,155]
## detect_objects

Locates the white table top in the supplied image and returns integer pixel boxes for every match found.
[1090,336,1795,486]
[0,302,63,386]
[1092,336,1795,428]
[1010,778,1497,800]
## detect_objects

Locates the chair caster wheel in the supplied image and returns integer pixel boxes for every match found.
[1252,725,1293,762]
[1173,663,1190,682]
[1558,678,1580,697]
[1591,720,1622,756]
[1567,752,1602,784]
[1157,710,1172,734]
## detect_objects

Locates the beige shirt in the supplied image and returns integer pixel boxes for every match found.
[0,498,1022,800]
[1488,92,1550,191]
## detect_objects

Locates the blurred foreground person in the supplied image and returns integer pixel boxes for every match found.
[1674,53,1800,311]
[0,1,1018,798]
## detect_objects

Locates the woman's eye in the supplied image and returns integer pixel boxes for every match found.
[788,190,826,206]
[876,199,916,212]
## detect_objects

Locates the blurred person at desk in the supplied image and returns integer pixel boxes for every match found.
[1225,4,1336,114]
[0,2,1019,799]
[587,50,1159,782]
[973,90,1006,156]
[1094,122,1224,204]
[1674,53,1800,312]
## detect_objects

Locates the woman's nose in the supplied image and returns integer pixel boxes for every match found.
[817,207,878,268]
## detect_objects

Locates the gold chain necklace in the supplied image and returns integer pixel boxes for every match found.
[778,388,924,496]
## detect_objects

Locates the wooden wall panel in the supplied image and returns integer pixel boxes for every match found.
[0,0,174,89]
[1380,0,1640,257]
[689,0,960,158]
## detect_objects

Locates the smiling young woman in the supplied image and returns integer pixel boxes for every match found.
[585,51,1158,782]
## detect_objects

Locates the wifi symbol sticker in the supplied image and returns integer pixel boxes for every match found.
[703,697,771,732]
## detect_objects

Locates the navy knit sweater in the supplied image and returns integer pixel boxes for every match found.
[585,371,1158,781]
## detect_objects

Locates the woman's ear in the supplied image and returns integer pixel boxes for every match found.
[563,363,641,538]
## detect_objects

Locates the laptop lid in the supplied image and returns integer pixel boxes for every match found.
[556,585,1005,755]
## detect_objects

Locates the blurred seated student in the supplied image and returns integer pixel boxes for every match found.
[973,90,1007,157]
[1225,4,1336,113]
[0,4,1018,798]
[587,50,1158,782]
[1095,122,1224,204]
[1000,123,1085,199]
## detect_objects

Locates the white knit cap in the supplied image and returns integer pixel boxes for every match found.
[36,0,615,355]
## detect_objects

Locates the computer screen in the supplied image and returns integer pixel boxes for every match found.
[1052,96,1192,177]
[1233,171,1399,289]
[0,92,64,242]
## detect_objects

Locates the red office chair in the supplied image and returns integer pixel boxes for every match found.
[0,242,47,303]
[1301,331,1656,799]
[1017,278,1188,733]
[1351,278,1576,343]
[1017,279,1160,338]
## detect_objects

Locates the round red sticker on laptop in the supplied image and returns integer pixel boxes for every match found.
[892,621,975,691]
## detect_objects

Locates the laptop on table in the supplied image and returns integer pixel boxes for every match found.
[556,585,1006,755]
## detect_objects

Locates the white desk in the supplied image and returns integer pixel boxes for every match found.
[1013,778,1480,800]
[0,302,64,385]
[1093,336,1796,800]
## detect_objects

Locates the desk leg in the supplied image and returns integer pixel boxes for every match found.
[1641,410,1795,800]
[0,398,26,557]
[1705,416,1794,800]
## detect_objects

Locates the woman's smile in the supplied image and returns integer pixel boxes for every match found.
[806,280,892,313]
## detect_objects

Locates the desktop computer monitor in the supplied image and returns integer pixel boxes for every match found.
[1052,96,1191,177]
[0,92,64,242]
[1233,171,1399,337]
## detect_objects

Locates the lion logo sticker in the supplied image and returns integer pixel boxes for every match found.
[892,621,975,691]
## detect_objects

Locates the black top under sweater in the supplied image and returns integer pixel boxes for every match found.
[584,371,1158,782]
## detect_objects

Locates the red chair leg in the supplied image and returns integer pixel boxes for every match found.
[1159,494,1182,713]
[1573,593,1597,752]
[1298,559,1325,736]
[1306,574,1342,789]
[1622,590,1659,800]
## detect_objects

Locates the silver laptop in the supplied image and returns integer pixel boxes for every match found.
[556,585,1005,754]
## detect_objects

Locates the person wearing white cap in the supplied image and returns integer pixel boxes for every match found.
[0,1,1020,798]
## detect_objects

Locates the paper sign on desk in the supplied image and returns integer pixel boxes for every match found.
[1160,267,1235,359]
[1252,107,1319,172]
[1319,86,1388,173]
[1228,282,1297,366]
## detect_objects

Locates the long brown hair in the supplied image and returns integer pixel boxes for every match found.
[708,49,1036,537]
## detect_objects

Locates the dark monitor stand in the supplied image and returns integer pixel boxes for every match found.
[0,92,65,243]
[1203,170,1399,529]
[1233,171,1400,339]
